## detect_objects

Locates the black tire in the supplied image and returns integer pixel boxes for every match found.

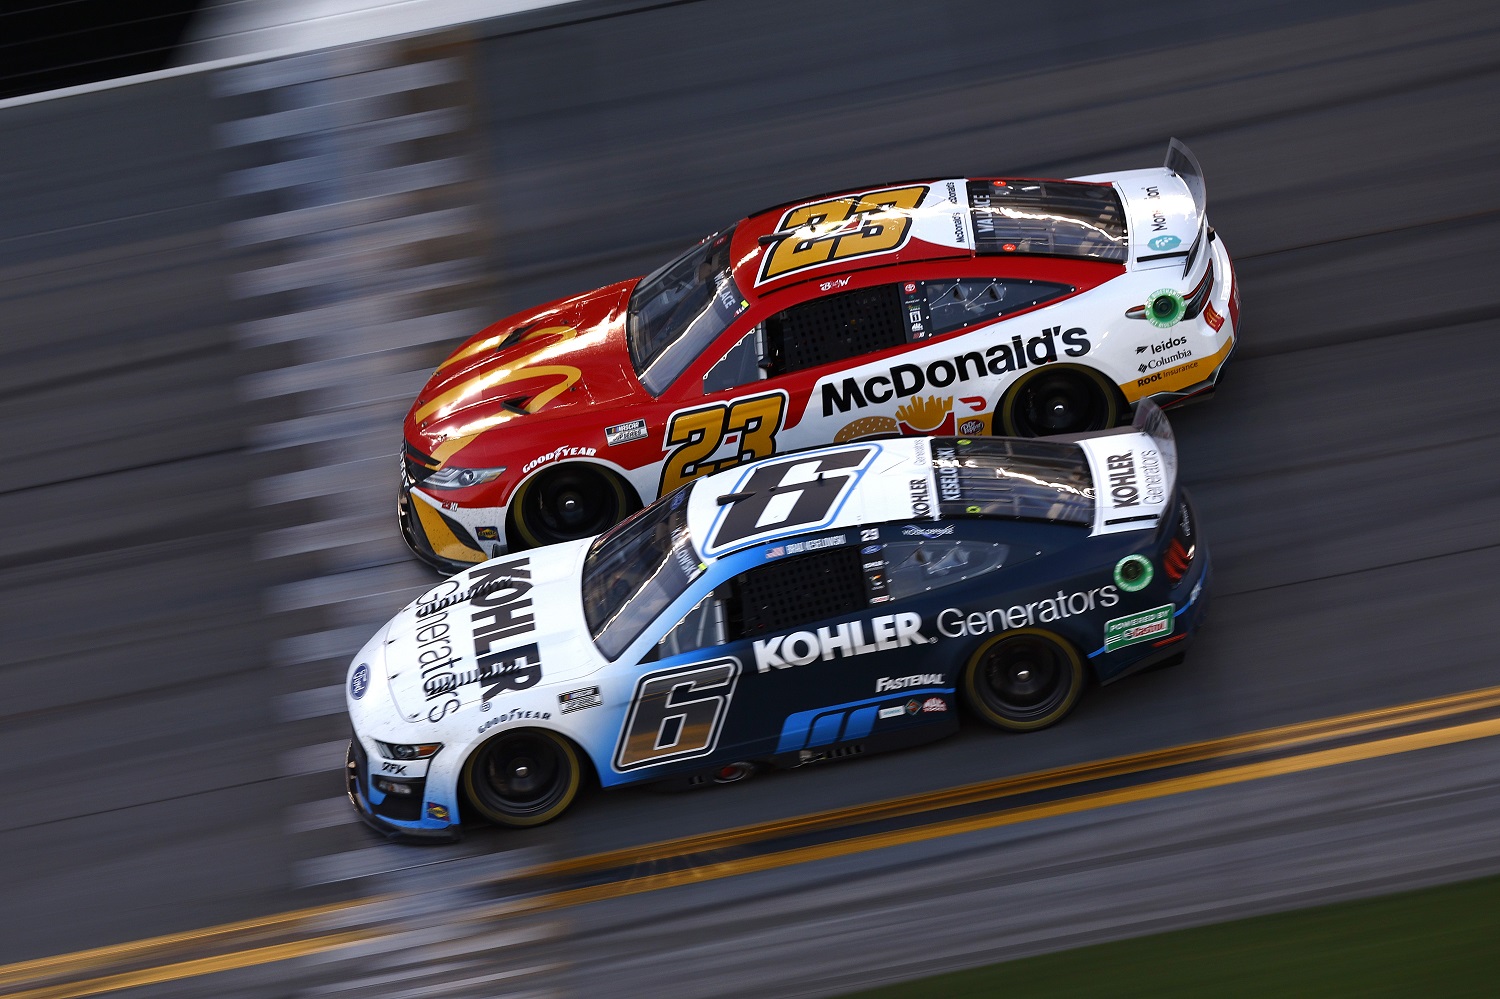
[999,367,1120,437]
[509,463,632,548]
[962,629,1085,731]
[462,729,582,827]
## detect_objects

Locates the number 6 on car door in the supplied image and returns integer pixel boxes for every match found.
[614,658,741,771]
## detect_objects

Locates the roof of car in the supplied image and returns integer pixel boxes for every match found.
[728,175,1133,299]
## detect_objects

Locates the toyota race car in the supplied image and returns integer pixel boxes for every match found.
[400,139,1238,574]
[350,402,1210,840]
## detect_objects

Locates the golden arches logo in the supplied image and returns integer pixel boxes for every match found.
[415,326,582,458]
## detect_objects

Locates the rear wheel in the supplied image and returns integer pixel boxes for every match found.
[962,629,1085,731]
[463,729,582,827]
[510,463,632,548]
[1000,367,1120,437]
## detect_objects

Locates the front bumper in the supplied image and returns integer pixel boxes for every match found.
[345,739,462,843]
[397,474,502,576]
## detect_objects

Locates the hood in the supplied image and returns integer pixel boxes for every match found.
[406,281,642,465]
[378,543,602,723]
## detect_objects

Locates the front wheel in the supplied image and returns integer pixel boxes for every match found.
[962,629,1085,731]
[999,367,1120,437]
[463,729,583,827]
[509,463,632,549]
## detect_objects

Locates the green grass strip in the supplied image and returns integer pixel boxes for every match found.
[843,873,1500,998]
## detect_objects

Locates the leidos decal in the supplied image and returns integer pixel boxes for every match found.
[936,585,1121,638]
[821,327,1092,417]
[759,185,928,283]
[754,612,931,672]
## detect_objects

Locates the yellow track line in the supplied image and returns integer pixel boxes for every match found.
[513,714,1500,913]
[509,682,1500,880]
[7,685,1500,997]
[4,931,377,999]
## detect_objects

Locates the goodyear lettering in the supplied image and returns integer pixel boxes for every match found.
[936,585,1121,638]
[820,328,1092,417]
[522,446,597,475]
[754,612,930,673]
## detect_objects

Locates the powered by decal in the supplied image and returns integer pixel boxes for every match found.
[605,419,648,446]
[754,612,931,672]
[935,585,1121,638]
[1103,604,1173,652]
[820,328,1092,417]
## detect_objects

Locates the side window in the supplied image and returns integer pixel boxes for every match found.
[918,279,1073,339]
[880,540,1010,600]
[702,328,767,394]
[726,546,869,639]
[763,285,905,376]
[654,592,728,660]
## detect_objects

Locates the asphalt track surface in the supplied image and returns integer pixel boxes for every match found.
[2,0,1500,995]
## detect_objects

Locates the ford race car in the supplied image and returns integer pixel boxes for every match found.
[350,401,1210,839]
[401,139,1238,574]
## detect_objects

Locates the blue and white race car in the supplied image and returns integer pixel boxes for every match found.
[345,402,1209,839]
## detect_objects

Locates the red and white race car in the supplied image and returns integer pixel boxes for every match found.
[400,139,1238,572]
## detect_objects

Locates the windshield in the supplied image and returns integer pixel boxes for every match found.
[582,484,703,660]
[627,226,746,395]
[931,437,1095,525]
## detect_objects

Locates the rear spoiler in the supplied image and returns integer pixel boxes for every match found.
[1165,139,1208,278]
[1132,398,1178,492]
[1073,400,1179,535]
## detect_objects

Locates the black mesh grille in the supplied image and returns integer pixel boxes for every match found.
[372,778,426,821]
[733,546,868,636]
[766,285,905,373]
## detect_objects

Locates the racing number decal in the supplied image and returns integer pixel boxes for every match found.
[614,657,741,771]
[759,185,928,283]
[706,445,876,553]
[659,391,787,494]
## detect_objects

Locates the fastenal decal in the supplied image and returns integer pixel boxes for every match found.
[820,328,1093,417]
[754,612,931,672]
[1103,604,1173,652]
[876,672,944,692]
[936,586,1121,638]
[605,419,649,446]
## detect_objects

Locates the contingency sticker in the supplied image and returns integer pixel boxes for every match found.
[1103,604,1173,652]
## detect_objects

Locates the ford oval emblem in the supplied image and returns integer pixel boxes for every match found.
[350,662,370,700]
